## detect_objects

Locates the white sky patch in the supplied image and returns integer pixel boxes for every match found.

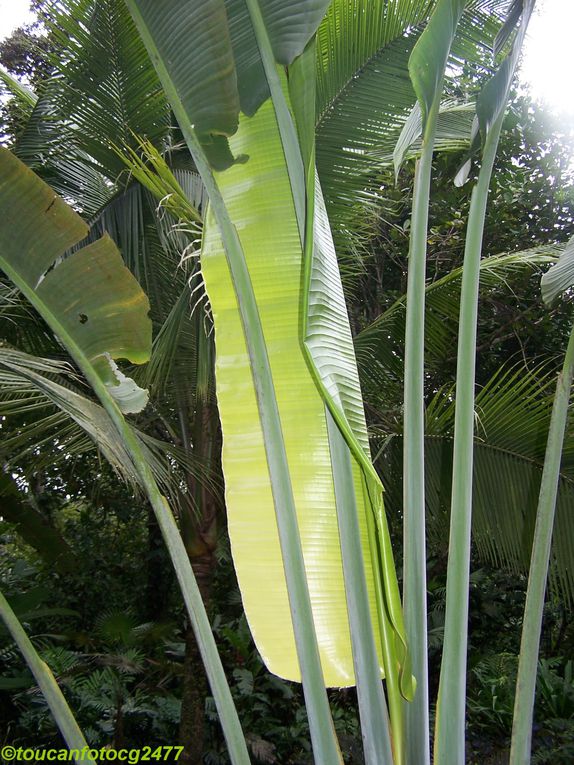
[0,0,35,39]
[521,0,574,122]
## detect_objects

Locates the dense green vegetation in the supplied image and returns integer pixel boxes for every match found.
[1,1,574,763]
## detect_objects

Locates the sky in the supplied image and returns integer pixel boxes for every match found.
[0,1,35,37]
[0,0,572,120]
[520,0,574,120]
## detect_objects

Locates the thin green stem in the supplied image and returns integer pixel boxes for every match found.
[402,99,440,765]
[326,408,394,765]
[510,321,574,765]
[434,114,503,765]
[0,591,94,763]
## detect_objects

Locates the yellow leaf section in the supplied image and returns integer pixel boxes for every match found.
[201,95,383,685]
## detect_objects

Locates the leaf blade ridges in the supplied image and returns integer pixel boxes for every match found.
[0,148,151,413]
[201,96,384,687]
[125,0,241,169]
[259,0,332,65]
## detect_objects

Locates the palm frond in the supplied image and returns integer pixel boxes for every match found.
[316,0,511,255]
[0,348,216,506]
[316,0,431,121]
[0,66,37,111]
[355,246,561,393]
[374,363,574,604]
[15,0,169,215]
[117,137,203,228]
[88,184,187,323]
[0,277,63,360]
[109,140,216,410]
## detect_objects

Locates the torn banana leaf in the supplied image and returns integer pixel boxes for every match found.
[0,148,151,413]
[126,0,411,701]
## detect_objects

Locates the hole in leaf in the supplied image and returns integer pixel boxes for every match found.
[78,313,88,324]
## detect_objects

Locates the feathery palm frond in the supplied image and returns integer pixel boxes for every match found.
[316,0,511,255]
[0,348,216,508]
[0,66,37,119]
[15,0,169,215]
[356,246,561,393]
[375,363,574,604]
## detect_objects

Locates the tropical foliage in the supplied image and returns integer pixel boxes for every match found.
[1,0,574,763]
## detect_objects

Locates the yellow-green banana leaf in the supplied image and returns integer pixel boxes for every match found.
[201,95,404,688]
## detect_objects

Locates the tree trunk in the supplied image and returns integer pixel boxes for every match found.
[179,553,216,765]
[178,395,221,764]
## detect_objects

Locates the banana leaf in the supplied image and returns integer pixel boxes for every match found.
[201,93,410,688]
[127,0,411,695]
[0,148,151,414]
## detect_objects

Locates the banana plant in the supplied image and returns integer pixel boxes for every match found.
[124,1,414,762]
[2,1,558,763]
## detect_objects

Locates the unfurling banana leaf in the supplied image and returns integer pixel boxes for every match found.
[126,0,411,697]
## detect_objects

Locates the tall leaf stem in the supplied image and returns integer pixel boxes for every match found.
[326,409,395,765]
[2,260,251,765]
[403,4,469,749]
[402,98,440,765]
[434,111,504,765]
[243,0,306,236]
[509,321,574,765]
[125,5,343,761]
[435,1,535,751]
[0,591,94,761]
